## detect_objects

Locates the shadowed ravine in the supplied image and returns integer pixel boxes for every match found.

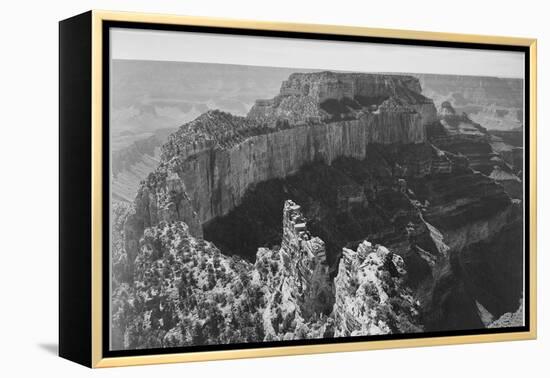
[203,151,523,332]
[204,149,429,267]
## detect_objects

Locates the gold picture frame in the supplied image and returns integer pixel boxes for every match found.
[59,10,537,368]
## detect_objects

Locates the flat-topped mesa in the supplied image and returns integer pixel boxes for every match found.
[123,72,443,266]
[248,71,438,127]
[280,200,332,317]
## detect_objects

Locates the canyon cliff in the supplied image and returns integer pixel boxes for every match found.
[124,72,438,264]
[112,71,524,348]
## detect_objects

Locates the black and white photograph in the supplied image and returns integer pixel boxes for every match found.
[108,28,527,351]
[3,0,550,374]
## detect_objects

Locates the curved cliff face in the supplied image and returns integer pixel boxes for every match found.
[202,145,453,264]
[166,110,425,226]
[126,72,437,257]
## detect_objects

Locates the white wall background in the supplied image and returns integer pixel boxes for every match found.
[0,0,546,376]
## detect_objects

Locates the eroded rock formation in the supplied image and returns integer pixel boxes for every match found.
[280,200,333,317]
[426,101,522,199]
[112,71,524,348]
[122,72,440,271]
[333,241,422,336]
[249,72,437,126]
[112,199,418,349]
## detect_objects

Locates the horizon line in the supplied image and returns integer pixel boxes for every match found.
[112,58,524,80]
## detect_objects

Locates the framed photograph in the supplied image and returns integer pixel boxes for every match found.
[59,10,537,368]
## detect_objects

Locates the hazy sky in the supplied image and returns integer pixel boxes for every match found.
[111,28,524,79]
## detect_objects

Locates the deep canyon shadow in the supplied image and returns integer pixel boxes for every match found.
[204,152,418,269]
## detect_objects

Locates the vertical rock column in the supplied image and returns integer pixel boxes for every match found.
[281,200,334,318]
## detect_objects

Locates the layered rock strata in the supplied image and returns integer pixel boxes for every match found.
[249,72,437,126]
[123,72,439,272]
[428,101,497,175]
[114,71,525,345]
[200,142,522,331]
[426,101,523,199]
